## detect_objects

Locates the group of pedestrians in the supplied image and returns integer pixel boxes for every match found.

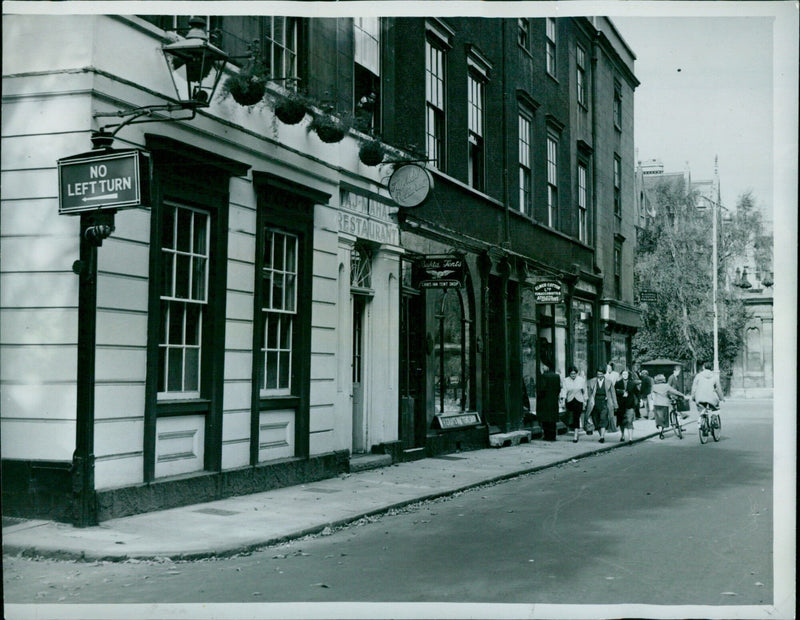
[538,362,718,444]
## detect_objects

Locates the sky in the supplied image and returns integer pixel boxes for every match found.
[613,14,776,223]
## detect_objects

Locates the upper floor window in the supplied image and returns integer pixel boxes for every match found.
[546,18,557,77]
[354,17,381,133]
[547,132,559,227]
[264,17,298,82]
[518,113,532,217]
[576,44,587,107]
[426,38,446,169]
[614,241,622,298]
[613,81,622,128]
[614,155,622,219]
[578,162,588,243]
[518,18,530,50]
[467,73,485,191]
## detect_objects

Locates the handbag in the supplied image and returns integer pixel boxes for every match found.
[584,414,595,433]
[677,397,690,412]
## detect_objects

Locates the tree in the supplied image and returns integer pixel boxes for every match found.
[633,182,768,374]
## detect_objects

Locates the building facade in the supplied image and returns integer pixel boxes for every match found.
[1,14,640,523]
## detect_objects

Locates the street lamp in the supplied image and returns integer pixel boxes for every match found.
[91,16,229,148]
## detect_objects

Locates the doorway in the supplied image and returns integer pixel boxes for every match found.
[352,294,368,453]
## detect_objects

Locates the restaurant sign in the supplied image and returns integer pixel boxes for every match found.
[418,256,465,288]
[58,150,150,215]
[533,280,563,304]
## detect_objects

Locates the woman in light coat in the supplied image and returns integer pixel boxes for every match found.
[585,367,619,443]
[562,365,587,443]
[651,373,687,436]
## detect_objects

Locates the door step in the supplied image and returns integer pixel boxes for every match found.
[489,430,532,448]
[349,453,393,473]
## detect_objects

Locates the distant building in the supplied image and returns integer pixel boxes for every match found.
[633,157,773,396]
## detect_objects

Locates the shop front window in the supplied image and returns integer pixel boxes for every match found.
[572,299,593,377]
[611,332,628,372]
[433,288,470,413]
[520,286,538,415]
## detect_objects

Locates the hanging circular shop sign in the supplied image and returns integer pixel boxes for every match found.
[533,280,563,304]
[388,164,433,208]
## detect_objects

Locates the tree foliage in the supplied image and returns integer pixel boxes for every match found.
[633,183,768,373]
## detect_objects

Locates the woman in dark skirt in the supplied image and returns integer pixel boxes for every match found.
[615,369,639,442]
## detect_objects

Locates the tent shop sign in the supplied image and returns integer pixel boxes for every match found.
[58,150,150,214]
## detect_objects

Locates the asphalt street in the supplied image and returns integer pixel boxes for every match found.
[3,400,776,616]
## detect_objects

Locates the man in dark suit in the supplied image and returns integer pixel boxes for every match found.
[536,364,562,441]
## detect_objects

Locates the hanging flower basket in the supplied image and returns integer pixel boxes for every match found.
[309,112,351,144]
[359,138,385,166]
[273,91,309,125]
[222,73,266,106]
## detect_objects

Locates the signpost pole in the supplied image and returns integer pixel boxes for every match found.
[71,211,114,527]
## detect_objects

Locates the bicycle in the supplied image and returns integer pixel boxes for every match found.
[696,401,721,444]
[658,399,683,440]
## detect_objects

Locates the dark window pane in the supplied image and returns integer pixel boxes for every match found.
[169,302,184,345]
[185,303,201,345]
[266,314,278,349]
[176,208,192,252]
[167,348,183,391]
[279,351,290,389]
[193,213,208,255]
[192,257,207,300]
[280,316,292,349]
[157,347,167,392]
[175,255,191,299]
[184,348,199,392]
[161,251,174,297]
[162,207,175,250]
[266,351,278,389]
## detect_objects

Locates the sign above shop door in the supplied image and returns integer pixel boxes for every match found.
[533,280,564,304]
[418,255,465,288]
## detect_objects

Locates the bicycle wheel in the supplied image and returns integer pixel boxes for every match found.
[671,409,683,439]
[698,413,709,444]
[711,413,721,442]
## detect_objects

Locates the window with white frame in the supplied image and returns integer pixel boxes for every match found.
[264,17,298,82]
[159,203,209,398]
[354,17,381,133]
[467,73,485,191]
[518,18,529,50]
[261,229,298,395]
[426,38,446,169]
[578,162,588,242]
[547,133,559,227]
[614,154,622,219]
[546,18,557,77]
[518,113,532,217]
[577,44,587,106]
[613,81,622,128]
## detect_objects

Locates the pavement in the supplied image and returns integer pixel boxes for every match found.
[2,414,696,563]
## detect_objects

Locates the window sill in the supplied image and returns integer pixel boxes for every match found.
[157,399,211,417]
[259,395,301,411]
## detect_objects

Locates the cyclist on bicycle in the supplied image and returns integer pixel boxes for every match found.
[691,361,724,425]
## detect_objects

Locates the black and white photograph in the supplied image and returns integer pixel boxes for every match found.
[1,1,796,619]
